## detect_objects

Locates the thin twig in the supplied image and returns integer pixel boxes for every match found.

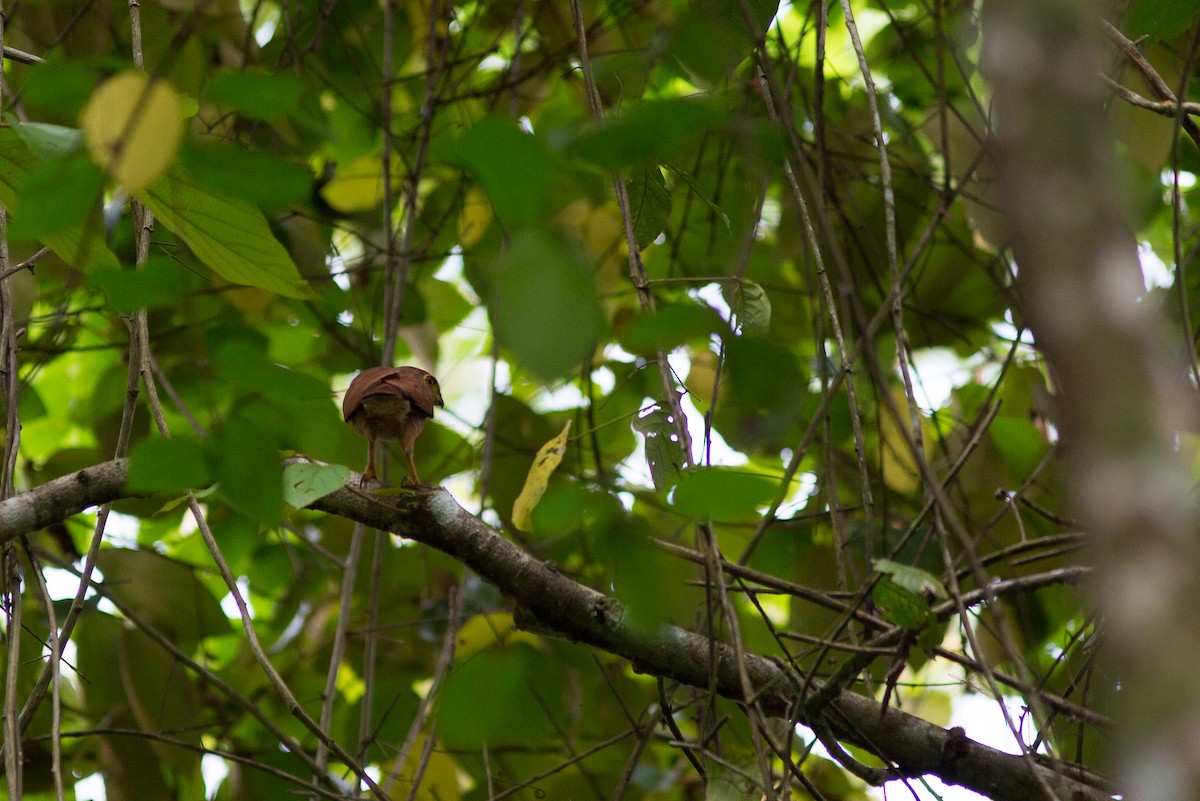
[1,45,42,64]
[31,547,353,789]
[0,0,20,783]
[357,527,386,766]
[316,522,365,777]
[380,0,449,366]
[1103,19,1200,150]
[21,545,65,801]
[0,245,50,281]
[189,498,390,800]
[569,0,693,466]
[383,585,464,795]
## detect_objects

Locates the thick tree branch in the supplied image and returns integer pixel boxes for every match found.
[0,459,1110,801]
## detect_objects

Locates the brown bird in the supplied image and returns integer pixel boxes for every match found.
[342,366,444,485]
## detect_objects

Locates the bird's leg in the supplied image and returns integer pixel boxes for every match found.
[362,437,378,483]
[402,450,421,487]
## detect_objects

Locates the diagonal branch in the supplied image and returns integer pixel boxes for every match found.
[0,459,1111,801]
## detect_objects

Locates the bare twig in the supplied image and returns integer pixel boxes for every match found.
[1103,19,1200,150]
[569,0,693,466]
[0,246,50,282]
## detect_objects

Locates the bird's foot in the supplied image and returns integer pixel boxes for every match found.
[401,476,439,490]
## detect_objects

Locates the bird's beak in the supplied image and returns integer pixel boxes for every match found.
[435,394,445,407]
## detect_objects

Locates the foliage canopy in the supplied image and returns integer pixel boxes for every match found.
[0,0,1195,799]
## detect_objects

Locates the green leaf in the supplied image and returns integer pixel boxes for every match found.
[139,173,313,298]
[283,462,351,509]
[489,228,605,381]
[451,116,549,226]
[626,166,670,249]
[529,482,622,536]
[728,280,771,337]
[8,152,104,243]
[671,466,776,521]
[9,120,83,160]
[0,128,119,269]
[119,626,205,773]
[1124,0,1197,39]
[633,404,685,492]
[418,275,473,331]
[211,339,335,407]
[707,762,762,801]
[96,548,231,645]
[211,415,284,524]
[671,0,779,85]
[91,255,187,313]
[75,615,176,800]
[127,437,213,494]
[21,59,96,121]
[572,98,722,169]
[593,520,677,627]
[622,303,724,356]
[872,577,933,631]
[874,558,948,600]
[208,70,304,122]
[714,336,807,452]
[988,415,1049,480]
[180,140,312,210]
[438,645,563,748]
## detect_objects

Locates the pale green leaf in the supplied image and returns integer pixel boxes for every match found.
[81,71,183,193]
[632,405,684,492]
[139,173,313,298]
[9,119,83,159]
[283,462,351,509]
[728,280,771,337]
[874,558,948,600]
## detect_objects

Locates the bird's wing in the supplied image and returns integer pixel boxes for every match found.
[380,372,436,418]
[343,366,402,421]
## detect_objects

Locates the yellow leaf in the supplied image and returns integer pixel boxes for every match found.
[880,386,933,495]
[454,611,542,661]
[457,184,493,247]
[901,688,952,729]
[582,202,624,259]
[319,153,389,214]
[385,731,462,801]
[80,71,183,193]
[685,346,718,408]
[222,284,276,314]
[511,420,571,532]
